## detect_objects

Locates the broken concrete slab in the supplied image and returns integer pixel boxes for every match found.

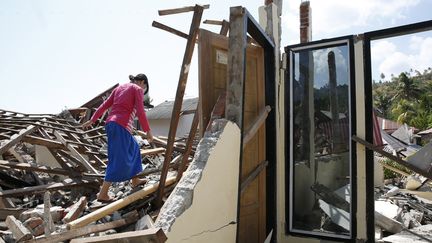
[155,119,239,243]
[382,224,432,242]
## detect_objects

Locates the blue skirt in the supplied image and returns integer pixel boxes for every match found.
[105,122,143,182]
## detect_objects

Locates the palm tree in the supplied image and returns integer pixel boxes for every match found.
[393,72,421,101]
[391,99,418,125]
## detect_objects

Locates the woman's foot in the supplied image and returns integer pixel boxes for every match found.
[131,177,148,188]
[96,193,114,203]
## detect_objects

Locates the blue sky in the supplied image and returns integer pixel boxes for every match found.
[1,0,431,113]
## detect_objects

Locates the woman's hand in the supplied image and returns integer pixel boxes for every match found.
[146,130,154,143]
[82,120,94,130]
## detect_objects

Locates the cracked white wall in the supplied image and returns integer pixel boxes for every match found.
[155,119,240,243]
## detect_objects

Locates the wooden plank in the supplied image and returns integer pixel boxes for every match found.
[140,147,165,157]
[242,106,271,148]
[226,6,247,126]
[0,125,37,155]
[69,227,166,243]
[67,176,176,229]
[158,4,209,16]
[5,215,32,242]
[0,179,98,198]
[0,208,26,221]
[63,196,87,223]
[155,5,205,207]
[54,131,100,175]
[352,135,432,179]
[240,160,268,194]
[29,211,138,243]
[152,21,188,39]
[176,107,199,181]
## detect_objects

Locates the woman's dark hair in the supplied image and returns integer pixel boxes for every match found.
[129,73,149,95]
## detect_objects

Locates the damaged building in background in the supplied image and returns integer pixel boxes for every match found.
[1,1,432,243]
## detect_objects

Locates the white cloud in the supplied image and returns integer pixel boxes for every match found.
[372,40,397,63]
[377,36,432,78]
[281,0,422,45]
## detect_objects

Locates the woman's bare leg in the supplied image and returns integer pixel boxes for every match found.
[97,181,112,201]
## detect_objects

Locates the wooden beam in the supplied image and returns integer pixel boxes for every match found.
[242,105,271,148]
[203,19,223,25]
[0,125,37,155]
[158,4,209,16]
[62,196,87,223]
[226,6,247,126]
[0,179,98,198]
[176,107,199,181]
[155,5,205,208]
[240,160,268,194]
[152,21,188,39]
[67,176,176,229]
[22,135,63,149]
[5,215,32,242]
[69,227,166,243]
[29,211,138,243]
[205,92,226,133]
[220,20,230,36]
[54,131,100,175]
[0,160,76,177]
[352,135,432,179]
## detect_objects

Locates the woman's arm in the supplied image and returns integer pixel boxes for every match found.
[134,87,152,142]
[90,89,115,123]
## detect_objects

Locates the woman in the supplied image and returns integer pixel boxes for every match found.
[82,73,153,202]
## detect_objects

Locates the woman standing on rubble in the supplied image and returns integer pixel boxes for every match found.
[82,73,153,202]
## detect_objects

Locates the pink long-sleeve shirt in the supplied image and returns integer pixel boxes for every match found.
[90,83,150,133]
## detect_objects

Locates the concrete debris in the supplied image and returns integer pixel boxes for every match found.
[375,179,432,242]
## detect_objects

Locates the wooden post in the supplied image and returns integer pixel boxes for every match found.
[155,5,205,208]
[43,191,54,236]
[226,6,247,127]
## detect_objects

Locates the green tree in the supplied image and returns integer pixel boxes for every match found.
[394,72,421,101]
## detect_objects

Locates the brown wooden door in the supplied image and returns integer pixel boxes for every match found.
[198,29,266,243]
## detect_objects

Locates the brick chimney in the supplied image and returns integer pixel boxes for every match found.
[300,0,312,43]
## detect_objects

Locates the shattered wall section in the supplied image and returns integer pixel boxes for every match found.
[155,119,240,243]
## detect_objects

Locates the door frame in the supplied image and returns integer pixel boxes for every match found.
[227,6,276,242]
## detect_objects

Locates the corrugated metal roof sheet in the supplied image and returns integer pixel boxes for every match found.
[146,97,198,120]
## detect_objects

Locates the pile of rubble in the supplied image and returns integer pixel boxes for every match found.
[376,175,432,242]
[0,107,196,242]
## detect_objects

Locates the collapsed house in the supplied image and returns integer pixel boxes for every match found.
[1,2,432,243]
